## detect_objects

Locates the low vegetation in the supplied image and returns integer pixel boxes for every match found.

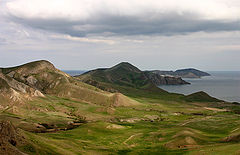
[0,60,240,154]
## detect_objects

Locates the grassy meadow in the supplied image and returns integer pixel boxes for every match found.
[1,92,240,155]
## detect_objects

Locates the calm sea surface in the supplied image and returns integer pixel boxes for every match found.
[159,71,240,102]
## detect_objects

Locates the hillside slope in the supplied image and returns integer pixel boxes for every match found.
[80,62,152,87]
[77,62,188,92]
[0,60,139,107]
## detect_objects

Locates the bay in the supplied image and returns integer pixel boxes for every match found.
[159,71,240,102]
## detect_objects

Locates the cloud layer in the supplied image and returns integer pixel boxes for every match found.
[6,0,240,37]
[1,0,240,71]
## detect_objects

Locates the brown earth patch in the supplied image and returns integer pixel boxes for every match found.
[0,120,26,155]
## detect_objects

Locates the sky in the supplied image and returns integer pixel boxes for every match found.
[0,0,240,71]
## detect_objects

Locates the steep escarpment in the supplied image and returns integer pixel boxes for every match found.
[144,71,190,85]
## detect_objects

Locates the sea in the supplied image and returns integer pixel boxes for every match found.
[64,70,240,103]
[159,71,240,103]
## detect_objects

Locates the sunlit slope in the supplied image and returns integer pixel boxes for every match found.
[0,60,140,107]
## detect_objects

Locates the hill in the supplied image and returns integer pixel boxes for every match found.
[151,68,210,78]
[76,62,189,93]
[0,60,139,107]
[81,62,150,88]
[1,60,239,155]
[184,91,221,102]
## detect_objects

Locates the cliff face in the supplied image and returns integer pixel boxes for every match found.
[144,72,190,85]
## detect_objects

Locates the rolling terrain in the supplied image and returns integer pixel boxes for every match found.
[0,60,240,154]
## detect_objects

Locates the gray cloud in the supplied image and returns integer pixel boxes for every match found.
[1,0,240,71]
[5,0,240,37]
[7,12,240,37]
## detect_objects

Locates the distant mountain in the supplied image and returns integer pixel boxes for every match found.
[76,62,189,93]
[175,68,210,78]
[151,68,210,78]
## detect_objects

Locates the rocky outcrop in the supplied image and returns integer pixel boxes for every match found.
[144,72,190,85]
[0,72,44,98]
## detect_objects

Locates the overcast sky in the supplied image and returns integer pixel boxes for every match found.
[0,0,240,71]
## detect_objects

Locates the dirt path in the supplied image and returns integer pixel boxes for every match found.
[231,128,239,133]
[180,120,194,126]
[123,133,142,146]
[204,107,227,112]
[180,116,212,126]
